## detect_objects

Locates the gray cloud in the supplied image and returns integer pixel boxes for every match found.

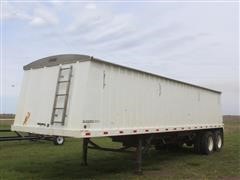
[1,2,239,115]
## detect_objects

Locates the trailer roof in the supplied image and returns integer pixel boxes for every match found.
[23,54,90,70]
[23,54,221,94]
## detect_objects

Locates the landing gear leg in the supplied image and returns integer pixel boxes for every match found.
[81,138,89,166]
[135,136,143,175]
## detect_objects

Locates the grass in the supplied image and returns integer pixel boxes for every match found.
[0,120,239,180]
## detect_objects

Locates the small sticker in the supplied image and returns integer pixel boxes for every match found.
[82,120,100,123]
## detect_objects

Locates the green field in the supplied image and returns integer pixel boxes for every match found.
[0,120,239,180]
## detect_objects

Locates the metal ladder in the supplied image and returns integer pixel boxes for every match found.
[51,66,73,125]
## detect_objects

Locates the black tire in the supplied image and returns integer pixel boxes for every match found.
[53,136,65,145]
[186,142,193,147]
[214,130,223,152]
[155,144,161,150]
[155,144,167,150]
[200,131,214,155]
[194,132,203,154]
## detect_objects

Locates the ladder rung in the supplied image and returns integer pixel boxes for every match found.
[56,94,68,96]
[61,67,71,70]
[52,121,63,124]
[54,107,64,110]
[58,80,70,83]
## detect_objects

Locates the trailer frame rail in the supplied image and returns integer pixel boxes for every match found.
[0,129,65,145]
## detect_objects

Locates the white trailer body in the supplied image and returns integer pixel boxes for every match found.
[12,54,223,138]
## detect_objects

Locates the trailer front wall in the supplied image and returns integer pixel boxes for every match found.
[14,66,59,128]
[12,61,91,135]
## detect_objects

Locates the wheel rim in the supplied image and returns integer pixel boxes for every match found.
[217,135,222,148]
[208,136,214,151]
[56,137,64,144]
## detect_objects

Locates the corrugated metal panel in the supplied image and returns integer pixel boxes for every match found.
[23,54,221,93]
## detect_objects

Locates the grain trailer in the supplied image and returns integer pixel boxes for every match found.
[12,54,223,173]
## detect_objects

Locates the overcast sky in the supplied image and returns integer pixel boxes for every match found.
[0,1,239,115]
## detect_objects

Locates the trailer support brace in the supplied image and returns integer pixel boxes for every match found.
[80,136,144,174]
[135,136,143,174]
[82,138,89,166]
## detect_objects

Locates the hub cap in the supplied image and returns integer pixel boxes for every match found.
[56,136,64,144]
[217,135,222,148]
[208,136,214,152]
